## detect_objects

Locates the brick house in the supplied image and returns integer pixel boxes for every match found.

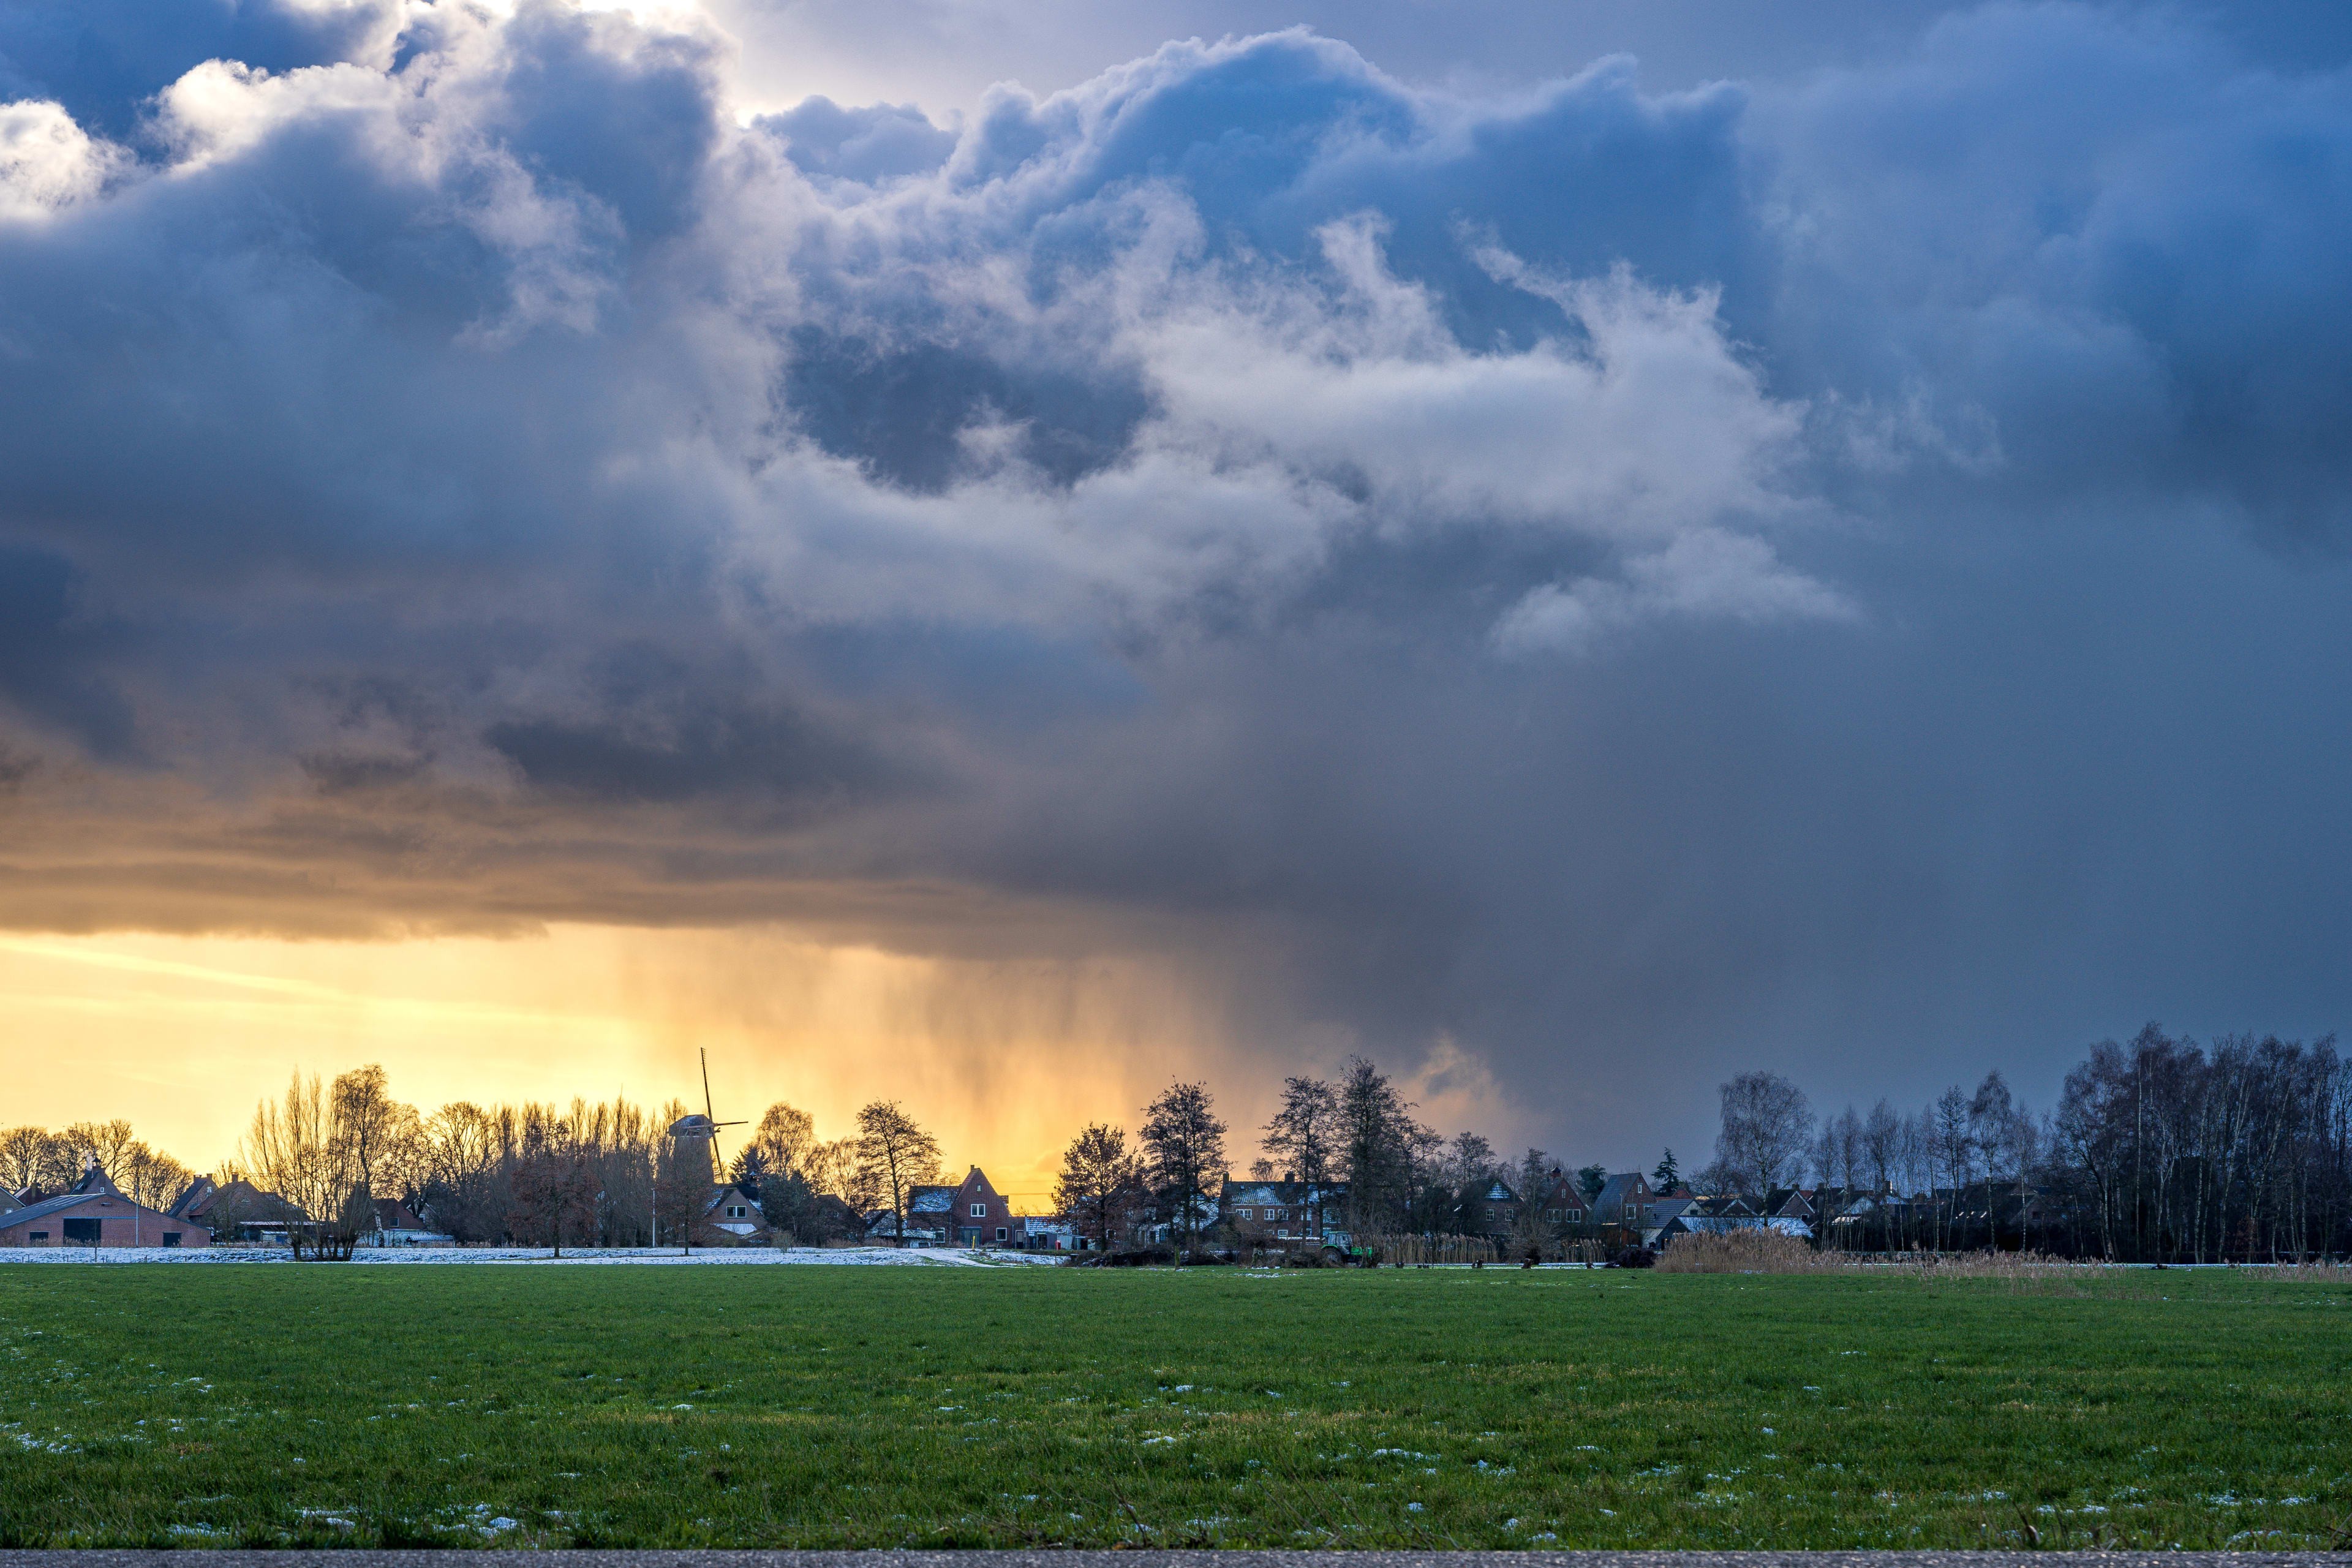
[1528,1166,1596,1232]
[1591,1172,1662,1231]
[168,1174,303,1240]
[702,1182,774,1245]
[867,1167,1017,1245]
[1461,1177,1523,1238]
[947,1166,1015,1246]
[1217,1178,1349,1250]
[0,1164,211,1248]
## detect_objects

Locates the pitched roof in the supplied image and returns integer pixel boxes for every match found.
[168,1176,216,1218]
[1217,1179,1345,1205]
[1592,1172,1650,1213]
[1,1188,198,1232]
[702,1184,760,1216]
[906,1185,956,1213]
[372,1197,428,1231]
[70,1164,121,1197]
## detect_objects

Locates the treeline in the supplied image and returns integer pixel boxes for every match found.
[1716,1025,2352,1261]
[229,1069,965,1253]
[1,1068,961,1253]
[1054,1060,1572,1252]
[0,1120,193,1213]
[9,1022,2346,1262]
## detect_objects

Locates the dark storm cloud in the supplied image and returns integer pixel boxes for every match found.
[2,0,2350,1153]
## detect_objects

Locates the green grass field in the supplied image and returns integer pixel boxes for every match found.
[1,1262,2347,1550]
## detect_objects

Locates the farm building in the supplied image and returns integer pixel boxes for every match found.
[0,1164,211,1248]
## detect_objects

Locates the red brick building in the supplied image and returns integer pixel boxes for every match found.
[948,1166,1014,1245]
[0,1165,211,1248]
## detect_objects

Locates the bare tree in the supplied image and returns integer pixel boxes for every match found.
[122,1145,194,1214]
[1260,1076,1338,1240]
[752,1102,817,1178]
[331,1065,419,1210]
[62,1119,138,1182]
[1930,1084,1973,1247]
[1055,1123,1143,1253]
[0,1126,55,1193]
[239,1072,351,1259]
[1335,1056,1421,1235]
[1140,1080,1226,1257]
[801,1137,865,1208]
[853,1101,943,1245]
[1713,1071,1815,1199]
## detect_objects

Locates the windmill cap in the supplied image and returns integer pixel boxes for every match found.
[668,1114,716,1137]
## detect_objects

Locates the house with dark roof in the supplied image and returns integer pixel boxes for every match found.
[944,1167,1016,1246]
[868,1183,953,1243]
[1461,1177,1522,1238]
[169,1175,304,1240]
[0,1164,211,1248]
[0,1186,20,1216]
[1216,1178,1348,1251]
[1526,1167,1596,1233]
[866,1167,1019,1246]
[361,1197,453,1246]
[702,1183,772,1245]
[1591,1172,1662,1229]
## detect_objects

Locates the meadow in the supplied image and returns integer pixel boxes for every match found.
[1,1262,2346,1550]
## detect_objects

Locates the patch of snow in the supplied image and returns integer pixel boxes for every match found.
[0,1245,1060,1267]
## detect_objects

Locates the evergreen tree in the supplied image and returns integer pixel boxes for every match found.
[730,1144,771,1199]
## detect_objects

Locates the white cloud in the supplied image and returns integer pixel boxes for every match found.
[0,100,130,221]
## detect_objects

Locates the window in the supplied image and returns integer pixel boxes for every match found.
[726,1205,747,1219]
[62,1218,100,1243]
[995,1227,1008,1242]
[28,1231,47,1242]
[162,1232,182,1247]
[970,1202,986,1218]
[1237,1208,1254,1218]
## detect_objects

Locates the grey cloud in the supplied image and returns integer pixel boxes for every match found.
[757,97,957,184]
[2,1,2350,1160]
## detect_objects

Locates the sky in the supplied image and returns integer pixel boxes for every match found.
[2,0,2350,1186]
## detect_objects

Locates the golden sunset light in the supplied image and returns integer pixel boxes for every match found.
[0,925,1297,1204]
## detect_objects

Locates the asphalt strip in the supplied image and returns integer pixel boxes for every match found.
[0,1553,2338,1567]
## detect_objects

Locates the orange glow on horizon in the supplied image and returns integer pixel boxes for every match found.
[0,925,1306,1208]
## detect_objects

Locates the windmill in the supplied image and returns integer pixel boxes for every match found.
[664,1049,744,1254]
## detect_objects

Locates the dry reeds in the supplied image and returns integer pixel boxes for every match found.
[1883,1248,2083,1281]
[1653,1229,1841,1273]
[1656,1231,2092,1278]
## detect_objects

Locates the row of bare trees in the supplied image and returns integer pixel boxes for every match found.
[0,1120,194,1213]
[1717,1027,2352,1260]
[2050,1024,2351,1262]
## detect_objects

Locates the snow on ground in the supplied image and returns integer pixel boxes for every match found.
[0,1245,1061,1266]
